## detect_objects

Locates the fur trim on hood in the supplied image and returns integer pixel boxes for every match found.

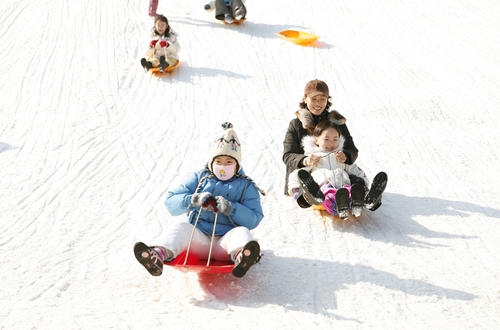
[327,110,347,125]
[295,109,347,133]
[301,134,346,154]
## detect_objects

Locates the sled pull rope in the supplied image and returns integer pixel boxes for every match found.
[206,211,219,268]
[340,163,346,187]
[183,205,204,266]
[320,150,335,158]
[317,159,346,188]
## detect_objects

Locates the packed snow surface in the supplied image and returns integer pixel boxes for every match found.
[1,0,500,329]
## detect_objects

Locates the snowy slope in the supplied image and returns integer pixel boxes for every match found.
[1,0,500,328]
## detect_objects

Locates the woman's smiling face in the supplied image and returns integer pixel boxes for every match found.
[305,94,328,115]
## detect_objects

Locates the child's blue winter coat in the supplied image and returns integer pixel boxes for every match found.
[165,168,263,236]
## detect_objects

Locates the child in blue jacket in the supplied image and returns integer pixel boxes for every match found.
[134,123,264,278]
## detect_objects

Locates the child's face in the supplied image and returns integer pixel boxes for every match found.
[155,21,168,35]
[213,155,237,167]
[305,95,328,116]
[314,127,339,152]
[212,156,238,181]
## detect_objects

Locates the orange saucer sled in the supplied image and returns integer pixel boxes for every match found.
[311,204,326,211]
[150,60,180,75]
[224,18,245,25]
[277,29,319,44]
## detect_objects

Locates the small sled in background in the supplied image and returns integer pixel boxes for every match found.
[141,56,180,76]
[277,29,319,45]
[223,18,245,25]
[150,60,180,76]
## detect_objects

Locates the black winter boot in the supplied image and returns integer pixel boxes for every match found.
[141,58,153,72]
[232,241,261,278]
[297,170,324,205]
[365,172,387,211]
[134,242,164,276]
[335,188,350,220]
[351,183,365,217]
[159,56,169,72]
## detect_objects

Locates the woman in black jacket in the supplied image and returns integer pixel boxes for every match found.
[282,79,386,211]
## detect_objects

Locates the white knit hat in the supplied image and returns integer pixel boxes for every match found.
[208,122,242,172]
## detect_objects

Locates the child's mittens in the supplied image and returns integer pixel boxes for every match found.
[215,196,234,216]
[191,192,212,207]
[149,40,158,48]
[160,41,170,48]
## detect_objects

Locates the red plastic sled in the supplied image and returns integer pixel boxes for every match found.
[163,201,235,274]
[164,250,234,274]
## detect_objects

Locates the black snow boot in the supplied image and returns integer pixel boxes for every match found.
[364,172,388,211]
[335,188,350,220]
[232,241,261,278]
[134,242,164,276]
[350,183,365,217]
[159,56,169,72]
[297,169,324,205]
[141,58,153,72]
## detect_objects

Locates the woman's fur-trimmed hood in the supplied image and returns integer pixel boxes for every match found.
[295,109,347,133]
[301,134,346,155]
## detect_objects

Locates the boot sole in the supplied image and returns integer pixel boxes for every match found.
[365,172,388,209]
[297,170,324,205]
[232,241,260,278]
[134,242,163,276]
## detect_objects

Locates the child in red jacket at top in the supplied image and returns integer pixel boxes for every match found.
[140,15,181,73]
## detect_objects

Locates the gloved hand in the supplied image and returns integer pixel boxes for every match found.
[149,40,158,48]
[159,41,170,48]
[303,154,320,167]
[191,192,212,207]
[215,196,234,216]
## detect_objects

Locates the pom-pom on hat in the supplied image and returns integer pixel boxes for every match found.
[208,122,242,172]
[304,79,329,98]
